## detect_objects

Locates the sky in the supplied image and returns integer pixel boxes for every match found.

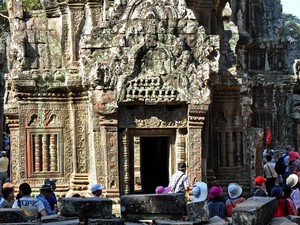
[281,0,300,18]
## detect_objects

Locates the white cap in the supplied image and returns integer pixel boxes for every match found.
[91,184,104,192]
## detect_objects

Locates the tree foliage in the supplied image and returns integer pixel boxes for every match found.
[283,13,300,42]
[23,0,42,10]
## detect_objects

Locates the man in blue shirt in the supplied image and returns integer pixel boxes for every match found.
[44,179,57,211]
[37,184,57,215]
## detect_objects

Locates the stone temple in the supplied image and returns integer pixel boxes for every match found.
[0,0,300,197]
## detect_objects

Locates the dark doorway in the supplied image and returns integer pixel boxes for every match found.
[140,136,169,194]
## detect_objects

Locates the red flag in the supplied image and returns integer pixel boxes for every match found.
[266,128,272,145]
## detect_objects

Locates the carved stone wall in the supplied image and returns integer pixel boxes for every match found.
[3,0,300,196]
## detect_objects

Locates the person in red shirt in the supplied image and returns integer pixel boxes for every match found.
[271,186,297,217]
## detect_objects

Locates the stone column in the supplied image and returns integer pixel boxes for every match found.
[67,2,85,64]
[102,125,120,198]
[7,119,19,183]
[187,104,209,184]
[68,102,90,196]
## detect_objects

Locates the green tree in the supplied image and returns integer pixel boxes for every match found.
[283,13,300,42]
[23,0,42,10]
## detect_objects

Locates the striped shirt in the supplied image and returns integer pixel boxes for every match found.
[168,171,189,193]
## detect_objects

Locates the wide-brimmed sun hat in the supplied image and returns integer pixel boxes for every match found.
[286,174,299,187]
[228,183,243,199]
[91,184,104,192]
[192,182,208,202]
[155,186,171,194]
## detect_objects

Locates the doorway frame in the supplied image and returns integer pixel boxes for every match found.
[126,128,176,194]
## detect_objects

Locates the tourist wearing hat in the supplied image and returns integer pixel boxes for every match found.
[272,185,297,217]
[155,186,171,194]
[288,151,300,179]
[208,186,226,219]
[44,178,57,211]
[191,182,207,203]
[248,176,267,197]
[37,184,58,215]
[225,183,246,217]
[91,184,104,197]
[12,182,47,220]
[287,174,300,215]
[168,162,190,194]
[263,154,277,196]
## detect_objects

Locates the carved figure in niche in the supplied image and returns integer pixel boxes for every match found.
[197,62,210,86]
[106,1,124,20]
[293,59,300,78]
[116,56,132,102]
[158,20,166,42]
[173,38,184,57]
[153,50,167,76]
[177,0,187,18]
[183,20,198,48]
[175,50,193,99]
[166,20,177,45]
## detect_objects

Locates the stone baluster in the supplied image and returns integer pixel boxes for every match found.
[120,129,130,195]
[50,134,57,172]
[236,131,242,166]
[228,131,234,167]
[35,135,41,172]
[42,134,49,172]
[220,131,226,167]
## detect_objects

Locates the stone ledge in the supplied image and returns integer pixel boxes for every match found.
[232,197,276,225]
[121,194,186,222]
[59,197,113,218]
[270,217,298,225]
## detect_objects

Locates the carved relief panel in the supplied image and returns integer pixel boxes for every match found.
[18,102,73,185]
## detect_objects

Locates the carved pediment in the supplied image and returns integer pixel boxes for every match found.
[80,0,220,106]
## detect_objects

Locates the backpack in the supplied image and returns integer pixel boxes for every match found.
[275,154,288,175]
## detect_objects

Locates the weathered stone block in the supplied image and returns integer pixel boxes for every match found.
[0,223,39,225]
[232,197,276,225]
[154,220,193,225]
[121,193,186,222]
[287,215,300,225]
[41,219,80,225]
[270,217,298,225]
[59,197,113,219]
[41,214,79,223]
[87,218,125,225]
[186,201,209,223]
[0,208,28,223]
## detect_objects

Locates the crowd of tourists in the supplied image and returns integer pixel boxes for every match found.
[0,178,104,222]
[1,153,300,222]
[157,158,300,219]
